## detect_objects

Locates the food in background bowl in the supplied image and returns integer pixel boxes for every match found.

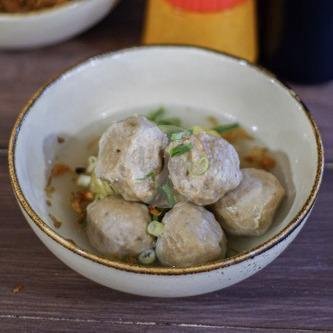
[46,108,285,268]
[0,0,70,12]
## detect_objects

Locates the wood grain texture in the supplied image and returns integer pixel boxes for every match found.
[0,319,322,333]
[0,154,332,332]
[0,1,332,331]
[0,0,332,162]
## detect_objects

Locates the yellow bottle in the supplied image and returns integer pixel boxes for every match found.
[143,0,257,62]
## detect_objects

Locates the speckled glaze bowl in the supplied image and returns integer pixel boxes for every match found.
[8,46,324,297]
[0,0,118,49]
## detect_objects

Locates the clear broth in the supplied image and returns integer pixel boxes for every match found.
[45,106,295,266]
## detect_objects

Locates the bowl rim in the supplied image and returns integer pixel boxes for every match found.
[0,0,93,19]
[8,45,324,275]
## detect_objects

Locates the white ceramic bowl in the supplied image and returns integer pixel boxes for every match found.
[8,46,324,297]
[0,0,118,49]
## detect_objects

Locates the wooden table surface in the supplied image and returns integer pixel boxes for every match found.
[0,2,332,332]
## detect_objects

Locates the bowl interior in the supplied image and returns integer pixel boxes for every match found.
[12,46,320,266]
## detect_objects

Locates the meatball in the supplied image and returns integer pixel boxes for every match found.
[156,202,227,267]
[167,132,242,205]
[95,115,168,203]
[212,168,285,237]
[86,196,154,258]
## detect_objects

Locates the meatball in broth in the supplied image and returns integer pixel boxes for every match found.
[156,202,227,267]
[86,197,154,259]
[95,115,168,203]
[167,132,242,205]
[213,168,285,237]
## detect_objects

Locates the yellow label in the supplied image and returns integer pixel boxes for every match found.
[143,0,257,62]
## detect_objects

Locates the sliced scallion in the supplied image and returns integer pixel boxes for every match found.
[191,125,219,137]
[213,123,239,134]
[147,107,165,123]
[157,117,181,127]
[138,249,156,265]
[90,173,114,199]
[205,129,220,137]
[161,183,176,207]
[158,124,184,137]
[147,221,164,237]
[168,143,193,157]
[170,129,193,141]
[191,126,204,135]
[147,108,182,127]
[189,156,209,176]
[136,171,156,181]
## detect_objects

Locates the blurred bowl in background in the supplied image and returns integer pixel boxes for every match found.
[0,0,119,49]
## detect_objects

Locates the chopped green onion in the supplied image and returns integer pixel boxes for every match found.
[138,249,156,265]
[168,143,193,157]
[161,183,176,207]
[147,107,165,122]
[90,173,114,199]
[170,129,193,141]
[192,126,204,135]
[136,171,156,181]
[147,108,182,127]
[213,123,239,134]
[158,124,184,136]
[189,156,209,176]
[147,221,164,237]
[191,126,220,137]
[76,174,91,187]
[157,117,181,127]
[205,129,221,137]
[87,156,97,173]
